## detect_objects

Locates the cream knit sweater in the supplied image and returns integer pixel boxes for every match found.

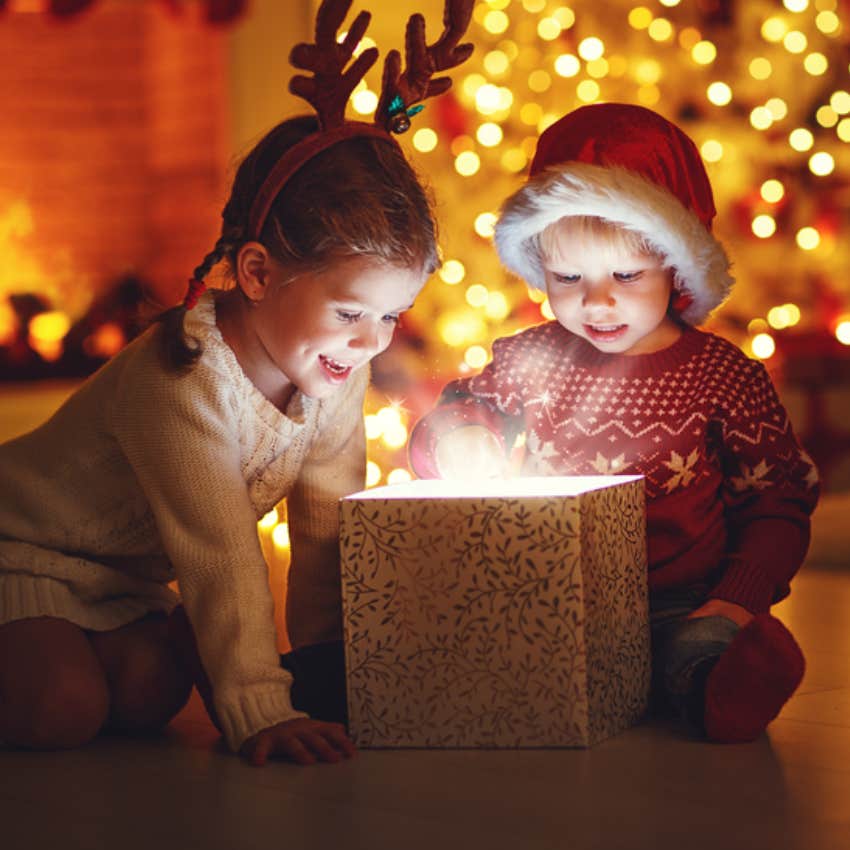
[0,291,368,751]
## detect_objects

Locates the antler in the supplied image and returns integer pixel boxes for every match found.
[289,0,380,130]
[376,0,475,134]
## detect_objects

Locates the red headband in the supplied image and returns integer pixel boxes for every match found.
[247,122,399,241]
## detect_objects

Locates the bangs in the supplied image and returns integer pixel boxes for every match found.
[537,216,660,264]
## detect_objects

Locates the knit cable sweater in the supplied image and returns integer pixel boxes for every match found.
[409,322,819,613]
[0,291,368,751]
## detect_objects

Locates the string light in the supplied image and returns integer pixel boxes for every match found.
[387,468,412,485]
[789,127,814,150]
[761,18,788,43]
[752,215,777,238]
[804,52,829,75]
[751,333,776,360]
[796,227,821,250]
[366,461,382,488]
[809,151,835,175]
[761,179,785,202]
[455,151,481,176]
[700,140,724,162]
[413,128,438,152]
[554,53,581,77]
[749,57,773,79]
[475,212,498,238]
[691,41,717,65]
[836,319,850,346]
[439,259,466,285]
[707,82,732,106]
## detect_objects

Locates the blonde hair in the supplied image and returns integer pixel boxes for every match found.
[537,215,663,266]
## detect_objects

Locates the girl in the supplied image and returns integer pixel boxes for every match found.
[409,103,820,744]
[0,0,473,766]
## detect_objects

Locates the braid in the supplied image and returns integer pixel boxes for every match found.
[157,229,246,372]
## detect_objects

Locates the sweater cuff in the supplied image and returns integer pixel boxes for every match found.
[408,401,506,479]
[708,555,776,614]
[216,680,309,752]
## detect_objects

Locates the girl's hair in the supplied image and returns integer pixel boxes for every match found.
[159,115,439,370]
[536,215,663,266]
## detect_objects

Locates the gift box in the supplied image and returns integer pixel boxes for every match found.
[339,475,650,748]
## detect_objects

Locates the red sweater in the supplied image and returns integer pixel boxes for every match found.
[409,323,819,613]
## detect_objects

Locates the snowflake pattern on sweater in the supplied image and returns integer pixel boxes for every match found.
[410,322,819,613]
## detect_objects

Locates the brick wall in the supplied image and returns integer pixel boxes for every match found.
[0,2,228,311]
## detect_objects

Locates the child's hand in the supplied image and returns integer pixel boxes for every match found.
[435,425,506,479]
[688,598,754,628]
[239,717,356,767]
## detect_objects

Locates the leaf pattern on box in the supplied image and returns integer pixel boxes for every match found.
[340,479,649,748]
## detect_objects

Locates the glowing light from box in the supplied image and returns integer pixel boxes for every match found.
[691,40,717,64]
[271,522,290,549]
[761,179,785,202]
[475,212,497,238]
[259,508,278,531]
[578,38,605,61]
[804,53,828,75]
[413,128,438,153]
[749,57,773,79]
[366,461,382,487]
[455,151,481,177]
[789,128,814,151]
[700,140,724,162]
[796,227,821,250]
[707,82,732,106]
[629,6,652,28]
[809,151,835,175]
[554,54,581,77]
[440,259,465,285]
[752,215,776,238]
[761,17,788,43]
[751,333,776,360]
[836,320,850,346]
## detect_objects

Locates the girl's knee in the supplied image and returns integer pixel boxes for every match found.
[106,630,193,732]
[4,665,109,750]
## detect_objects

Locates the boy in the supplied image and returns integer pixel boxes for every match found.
[409,103,819,743]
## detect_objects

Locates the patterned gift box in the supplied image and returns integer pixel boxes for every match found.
[339,476,650,748]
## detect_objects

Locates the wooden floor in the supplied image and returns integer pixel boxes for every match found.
[1,383,849,850]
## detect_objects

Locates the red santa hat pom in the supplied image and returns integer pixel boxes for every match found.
[494,103,733,326]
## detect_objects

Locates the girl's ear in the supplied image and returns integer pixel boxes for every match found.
[235,242,275,304]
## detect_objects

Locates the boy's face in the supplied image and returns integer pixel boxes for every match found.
[542,229,681,356]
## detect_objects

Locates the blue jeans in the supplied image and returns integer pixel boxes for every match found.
[650,586,740,726]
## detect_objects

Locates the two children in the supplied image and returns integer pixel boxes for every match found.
[0,0,473,765]
[410,103,819,743]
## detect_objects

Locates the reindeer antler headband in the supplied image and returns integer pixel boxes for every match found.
[247,0,474,241]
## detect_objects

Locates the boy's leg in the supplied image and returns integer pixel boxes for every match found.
[0,616,110,749]
[88,612,193,734]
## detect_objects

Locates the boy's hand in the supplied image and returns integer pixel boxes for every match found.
[688,598,754,628]
[435,425,506,479]
[239,718,356,767]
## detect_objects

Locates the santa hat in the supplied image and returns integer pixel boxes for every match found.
[494,103,733,325]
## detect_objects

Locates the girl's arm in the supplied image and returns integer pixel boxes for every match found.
[708,358,820,614]
[112,362,306,753]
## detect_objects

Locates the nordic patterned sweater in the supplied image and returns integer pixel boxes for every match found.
[0,291,368,752]
[409,322,819,613]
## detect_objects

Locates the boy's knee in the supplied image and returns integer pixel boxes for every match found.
[4,666,109,750]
